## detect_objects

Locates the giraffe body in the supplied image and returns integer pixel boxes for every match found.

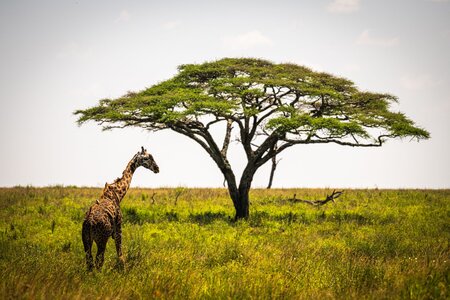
[82,147,159,271]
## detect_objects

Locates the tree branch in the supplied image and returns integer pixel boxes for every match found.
[288,190,344,206]
[221,119,233,157]
[266,145,281,189]
[169,125,212,157]
[170,122,239,198]
[282,135,393,147]
[205,117,225,130]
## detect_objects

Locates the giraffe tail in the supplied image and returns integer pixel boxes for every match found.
[82,219,94,271]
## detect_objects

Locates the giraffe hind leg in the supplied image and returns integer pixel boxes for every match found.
[82,220,94,271]
[95,237,108,270]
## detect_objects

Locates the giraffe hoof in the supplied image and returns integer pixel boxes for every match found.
[116,256,126,271]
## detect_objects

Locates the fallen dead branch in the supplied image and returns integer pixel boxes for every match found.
[150,192,157,204]
[288,190,344,206]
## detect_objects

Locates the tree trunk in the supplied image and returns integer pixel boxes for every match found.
[229,165,255,220]
[232,187,250,220]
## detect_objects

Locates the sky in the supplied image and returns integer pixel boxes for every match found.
[0,0,449,188]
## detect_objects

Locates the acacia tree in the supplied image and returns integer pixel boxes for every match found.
[75,58,429,220]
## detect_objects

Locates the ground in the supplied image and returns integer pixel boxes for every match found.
[0,187,449,299]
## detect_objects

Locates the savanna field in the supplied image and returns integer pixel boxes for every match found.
[0,187,448,299]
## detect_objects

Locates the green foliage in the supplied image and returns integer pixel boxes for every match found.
[1,187,449,299]
[75,58,429,142]
[268,113,369,138]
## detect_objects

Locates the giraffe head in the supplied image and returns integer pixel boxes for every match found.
[136,146,159,173]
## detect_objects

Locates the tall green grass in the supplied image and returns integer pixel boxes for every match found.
[1,187,449,299]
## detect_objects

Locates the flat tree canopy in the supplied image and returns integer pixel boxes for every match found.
[75,58,429,219]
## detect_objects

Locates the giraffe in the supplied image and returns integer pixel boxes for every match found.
[82,147,159,271]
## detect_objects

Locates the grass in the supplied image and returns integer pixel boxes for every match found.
[0,187,449,299]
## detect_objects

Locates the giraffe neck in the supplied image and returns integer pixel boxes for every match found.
[103,155,140,204]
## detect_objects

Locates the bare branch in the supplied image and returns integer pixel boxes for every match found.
[151,192,157,204]
[221,119,233,187]
[205,118,224,130]
[266,144,281,189]
[169,124,212,157]
[221,119,233,157]
[288,190,344,206]
[281,135,391,147]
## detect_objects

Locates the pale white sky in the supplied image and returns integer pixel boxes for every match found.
[1,0,449,188]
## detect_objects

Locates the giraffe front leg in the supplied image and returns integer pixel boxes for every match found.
[114,224,125,270]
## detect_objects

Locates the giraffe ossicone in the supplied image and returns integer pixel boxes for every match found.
[82,147,159,271]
